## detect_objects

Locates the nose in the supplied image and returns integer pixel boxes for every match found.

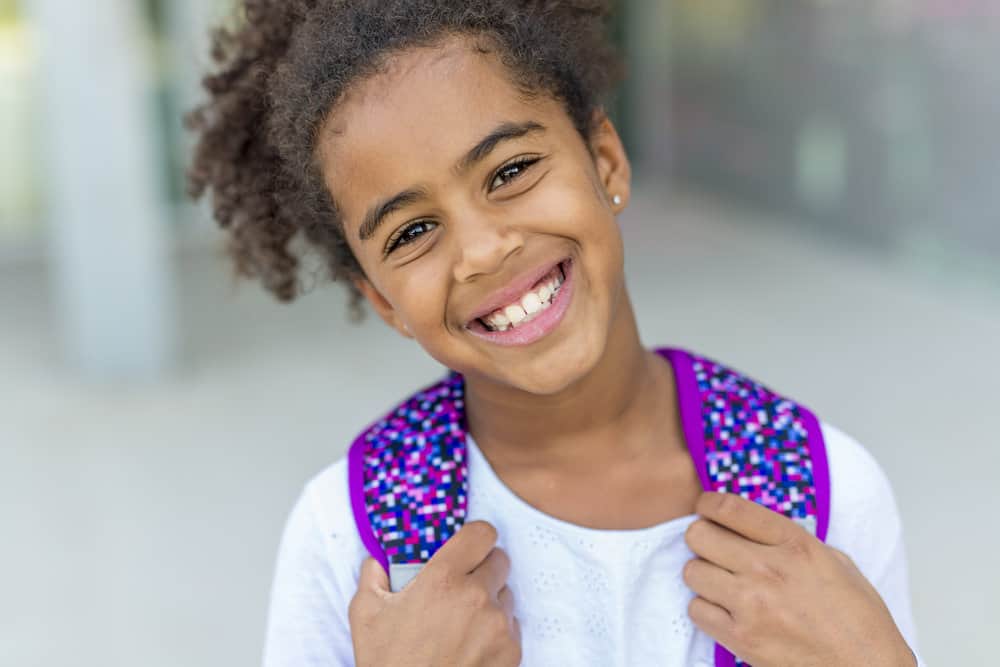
[451,212,525,283]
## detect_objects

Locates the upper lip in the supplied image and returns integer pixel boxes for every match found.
[463,257,568,326]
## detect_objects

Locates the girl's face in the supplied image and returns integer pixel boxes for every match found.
[318,38,631,395]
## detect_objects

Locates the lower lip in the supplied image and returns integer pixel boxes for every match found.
[466,259,575,347]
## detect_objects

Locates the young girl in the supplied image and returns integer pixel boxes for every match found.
[187,2,923,665]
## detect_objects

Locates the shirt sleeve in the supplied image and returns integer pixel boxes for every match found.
[871,532,926,666]
[262,461,362,667]
[821,423,925,665]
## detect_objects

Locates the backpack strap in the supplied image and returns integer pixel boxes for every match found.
[658,348,831,667]
[347,347,832,665]
[347,371,469,591]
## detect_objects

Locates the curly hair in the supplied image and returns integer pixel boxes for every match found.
[186,0,623,316]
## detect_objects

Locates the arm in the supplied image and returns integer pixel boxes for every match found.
[261,465,521,667]
[682,423,925,666]
[869,530,924,666]
[825,424,923,664]
[262,482,357,667]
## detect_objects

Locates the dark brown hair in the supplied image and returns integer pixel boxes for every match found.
[186,0,622,315]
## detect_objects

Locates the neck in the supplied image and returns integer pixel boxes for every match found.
[463,291,673,468]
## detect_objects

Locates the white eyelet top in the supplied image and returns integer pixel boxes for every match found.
[262,422,923,666]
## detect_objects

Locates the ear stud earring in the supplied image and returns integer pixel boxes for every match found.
[612,194,622,206]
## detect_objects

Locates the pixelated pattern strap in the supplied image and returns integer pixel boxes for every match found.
[692,352,822,521]
[350,349,828,666]
[355,371,468,566]
[659,349,829,667]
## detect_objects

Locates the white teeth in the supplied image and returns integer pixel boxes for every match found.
[479,264,567,332]
[504,304,527,324]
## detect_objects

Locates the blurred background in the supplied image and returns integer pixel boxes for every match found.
[2,0,997,665]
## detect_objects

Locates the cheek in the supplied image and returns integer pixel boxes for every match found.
[386,266,450,332]
[530,166,618,240]
[539,178,624,272]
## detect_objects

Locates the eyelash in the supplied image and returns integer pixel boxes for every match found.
[489,155,541,191]
[384,155,543,255]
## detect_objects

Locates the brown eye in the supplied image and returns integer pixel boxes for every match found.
[386,220,437,254]
[489,156,541,191]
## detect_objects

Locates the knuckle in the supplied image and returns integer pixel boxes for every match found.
[773,604,799,633]
[486,607,510,636]
[347,594,369,625]
[681,559,699,585]
[499,640,523,667]
[739,586,770,616]
[831,547,854,566]
[715,492,740,519]
[694,490,716,515]
[499,592,514,615]
[684,519,707,546]
[686,596,703,621]
[463,583,491,609]
[467,520,498,545]
[428,565,456,591]
[731,623,761,654]
[492,546,511,572]
[750,558,787,585]
[783,534,814,561]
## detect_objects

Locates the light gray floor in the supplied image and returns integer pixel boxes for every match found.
[2,188,997,666]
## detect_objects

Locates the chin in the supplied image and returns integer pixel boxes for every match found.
[494,329,606,395]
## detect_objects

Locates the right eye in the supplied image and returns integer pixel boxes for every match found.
[386,220,437,255]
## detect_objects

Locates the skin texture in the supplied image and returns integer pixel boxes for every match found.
[350,522,521,667]
[316,37,916,667]
[683,492,918,667]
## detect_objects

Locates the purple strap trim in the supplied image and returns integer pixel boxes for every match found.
[347,373,469,571]
[715,643,738,667]
[349,346,831,664]
[658,346,830,667]
[660,348,711,490]
[663,348,741,667]
[348,431,389,573]
[799,405,830,542]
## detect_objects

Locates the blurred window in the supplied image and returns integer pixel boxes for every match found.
[633,0,1000,259]
[0,0,42,248]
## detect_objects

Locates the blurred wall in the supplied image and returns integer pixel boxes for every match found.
[3,0,999,270]
[628,0,1000,265]
[0,1,997,666]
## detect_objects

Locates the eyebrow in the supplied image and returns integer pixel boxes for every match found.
[357,120,547,242]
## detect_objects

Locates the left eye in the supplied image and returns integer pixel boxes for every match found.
[490,157,540,191]
[386,220,437,254]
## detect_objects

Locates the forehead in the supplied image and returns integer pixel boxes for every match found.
[317,38,566,224]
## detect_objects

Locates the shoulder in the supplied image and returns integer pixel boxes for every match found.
[819,421,904,576]
[270,456,367,598]
[815,422,922,657]
[293,457,367,564]
[262,457,367,666]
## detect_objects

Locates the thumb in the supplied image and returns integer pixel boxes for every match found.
[358,557,391,595]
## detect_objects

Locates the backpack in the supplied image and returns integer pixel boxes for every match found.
[347,347,830,667]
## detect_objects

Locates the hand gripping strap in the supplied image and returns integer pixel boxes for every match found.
[659,348,830,667]
[348,372,469,576]
[347,349,831,662]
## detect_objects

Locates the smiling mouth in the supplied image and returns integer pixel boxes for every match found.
[468,261,568,333]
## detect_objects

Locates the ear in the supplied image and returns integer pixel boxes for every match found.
[353,278,415,339]
[588,110,632,212]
